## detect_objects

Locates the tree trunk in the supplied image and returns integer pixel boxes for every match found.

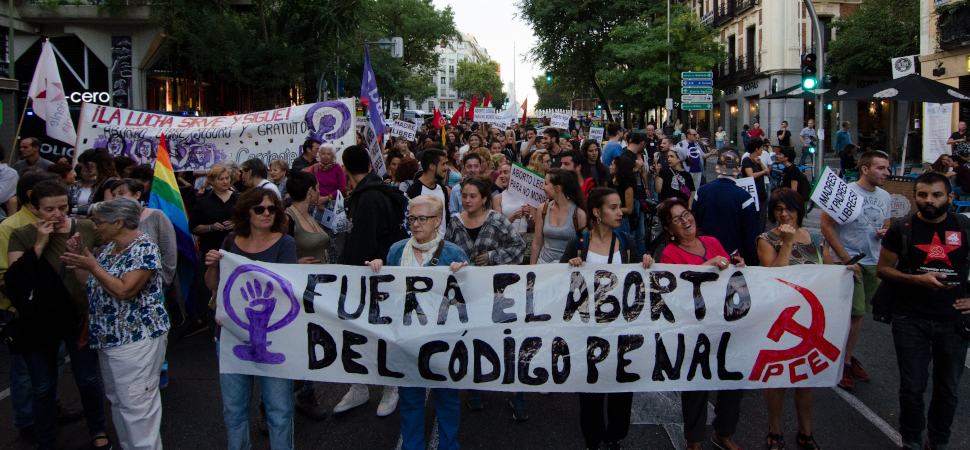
[591,78,613,122]
[256,0,269,44]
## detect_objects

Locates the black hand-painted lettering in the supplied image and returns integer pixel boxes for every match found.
[438,275,469,325]
[724,271,751,322]
[368,275,394,324]
[551,337,571,384]
[338,276,367,320]
[717,332,744,380]
[517,337,548,385]
[473,339,501,383]
[303,274,336,313]
[680,271,719,321]
[307,323,336,370]
[649,271,677,323]
[449,341,468,381]
[404,276,432,326]
[594,270,620,323]
[586,336,610,384]
[341,330,368,375]
[687,333,712,381]
[503,335,516,384]
[378,339,404,378]
[492,273,520,323]
[418,341,449,381]
[525,272,550,322]
[622,272,646,322]
[564,271,590,323]
[652,333,685,381]
[617,334,644,383]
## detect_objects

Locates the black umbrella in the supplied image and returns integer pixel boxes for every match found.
[830,73,970,102]
[762,83,854,100]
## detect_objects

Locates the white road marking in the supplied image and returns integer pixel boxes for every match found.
[831,387,902,447]
[0,388,9,402]
[965,351,969,370]
[631,391,714,450]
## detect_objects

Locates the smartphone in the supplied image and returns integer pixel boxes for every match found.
[941,280,961,287]
[729,249,741,264]
[844,254,866,266]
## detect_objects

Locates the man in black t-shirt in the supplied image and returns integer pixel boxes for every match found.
[776,120,792,147]
[776,147,809,200]
[877,172,970,450]
[947,120,970,166]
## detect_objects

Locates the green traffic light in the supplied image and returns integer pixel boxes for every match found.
[545,75,552,82]
[802,78,818,90]
[808,147,816,154]
[826,103,833,111]
[597,104,602,109]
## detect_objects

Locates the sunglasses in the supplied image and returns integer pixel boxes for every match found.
[251,205,279,215]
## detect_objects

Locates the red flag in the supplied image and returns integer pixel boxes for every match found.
[432,107,445,129]
[469,94,479,120]
[521,96,529,124]
[450,101,464,127]
[484,92,492,108]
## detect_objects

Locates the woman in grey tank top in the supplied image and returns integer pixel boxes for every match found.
[285,171,330,264]
[530,169,588,264]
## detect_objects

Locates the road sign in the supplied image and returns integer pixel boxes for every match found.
[681,87,713,95]
[681,94,713,103]
[682,103,712,110]
[682,80,713,87]
[665,98,674,110]
[682,72,713,79]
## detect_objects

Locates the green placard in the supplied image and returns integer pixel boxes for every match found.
[682,72,713,79]
[681,87,713,95]
[682,103,713,110]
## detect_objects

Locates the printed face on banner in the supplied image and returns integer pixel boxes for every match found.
[77,100,356,169]
[216,253,853,392]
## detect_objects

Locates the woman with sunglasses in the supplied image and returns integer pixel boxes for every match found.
[657,197,745,450]
[204,188,298,450]
[561,187,654,450]
[757,188,854,450]
[364,195,468,450]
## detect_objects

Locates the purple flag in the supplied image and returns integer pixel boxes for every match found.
[360,46,387,136]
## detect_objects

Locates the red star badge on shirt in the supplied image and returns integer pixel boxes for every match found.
[914,233,960,266]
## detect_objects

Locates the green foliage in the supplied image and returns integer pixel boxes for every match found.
[454,59,507,106]
[533,75,571,110]
[826,0,919,81]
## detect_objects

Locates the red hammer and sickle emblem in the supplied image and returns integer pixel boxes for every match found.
[748,279,841,381]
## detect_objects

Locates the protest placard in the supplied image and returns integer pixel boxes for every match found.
[733,177,760,211]
[364,121,387,177]
[474,107,496,123]
[550,113,570,130]
[356,116,368,129]
[391,120,418,141]
[217,252,853,392]
[76,100,357,169]
[810,167,863,225]
[506,163,546,208]
[588,127,605,142]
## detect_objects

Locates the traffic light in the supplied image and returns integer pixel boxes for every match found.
[808,146,816,154]
[825,102,834,111]
[545,73,552,82]
[801,53,818,90]
[597,104,602,109]
[823,75,840,89]
[620,104,624,108]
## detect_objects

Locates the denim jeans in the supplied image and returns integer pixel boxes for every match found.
[22,337,106,450]
[893,314,970,449]
[399,387,460,450]
[9,342,68,429]
[221,373,294,450]
[633,202,647,258]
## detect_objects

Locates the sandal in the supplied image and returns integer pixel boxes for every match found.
[91,434,112,450]
[796,432,820,450]
[765,432,785,450]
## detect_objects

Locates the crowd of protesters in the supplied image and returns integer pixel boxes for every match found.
[0,113,967,450]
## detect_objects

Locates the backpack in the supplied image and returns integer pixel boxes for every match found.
[795,168,812,201]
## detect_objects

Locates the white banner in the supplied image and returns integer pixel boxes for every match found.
[810,167,863,225]
[734,177,760,211]
[891,55,917,79]
[924,103,953,164]
[506,163,546,208]
[588,127,605,142]
[474,107,496,123]
[550,113,570,130]
[75,100,357,169]
[217,253,854,392]
[391,120,418,142]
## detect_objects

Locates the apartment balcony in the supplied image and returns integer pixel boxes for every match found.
[714,2,735,27]
[714,59,736,85]
[16,0,154,23]
[735,0,760,16]
[736,54,759,78]
[939,3,970,51]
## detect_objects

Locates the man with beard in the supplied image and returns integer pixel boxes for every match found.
[876,171,970,450]
[821,150,892,391]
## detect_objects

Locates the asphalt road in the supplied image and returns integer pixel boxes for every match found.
[2,157,970,450]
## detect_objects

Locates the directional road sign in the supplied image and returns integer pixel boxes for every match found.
[682,103,712,110]
[681,94,713,103]
[682,80,713,87]
[682,72,713,79]
[682,87,713,95]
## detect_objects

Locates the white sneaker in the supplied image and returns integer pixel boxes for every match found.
[376,386,399,417]
[333,384,369,413]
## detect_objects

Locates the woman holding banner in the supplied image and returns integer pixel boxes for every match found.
[657,197,746,450]
[446,177,527,417]
[756,188,856,450]
[204,188,297,450]
[561,187,654,450]
[364,194,468,450]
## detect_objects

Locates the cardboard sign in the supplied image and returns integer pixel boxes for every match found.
[364,121,387,177]
[810,167,863,225]
[733,177,760,211]
[550,113,570,130]
[506,163,547,208]
[391,120,418,142]
[474,107,496,123]
[217,253,853,392]
[588,127,605,142]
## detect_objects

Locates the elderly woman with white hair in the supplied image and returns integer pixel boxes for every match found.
[363,194,469,450]
[61,196,169,450]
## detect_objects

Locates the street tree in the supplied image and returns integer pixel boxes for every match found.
[826,0,919,81]
[454,59,508,107]
[533,76,572,110]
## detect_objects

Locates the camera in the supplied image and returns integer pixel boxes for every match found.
[71,205,91,216]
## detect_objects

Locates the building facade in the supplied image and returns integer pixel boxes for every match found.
[921,0,970,125]
[390,32,491,115]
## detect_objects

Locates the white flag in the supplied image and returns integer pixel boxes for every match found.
[27,40,77,145]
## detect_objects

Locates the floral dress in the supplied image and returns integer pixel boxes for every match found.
[87,234,169,349]
[757,230,822,265]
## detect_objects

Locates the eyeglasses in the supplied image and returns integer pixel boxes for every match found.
[773,206,796,215]
[251,205,278,215]
[669,210,692,226]
[93,219,111,226]
[407,215,438,225]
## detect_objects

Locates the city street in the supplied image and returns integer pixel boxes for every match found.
[2,158,969,449]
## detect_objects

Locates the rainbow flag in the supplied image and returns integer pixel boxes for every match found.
[148,135,198,311]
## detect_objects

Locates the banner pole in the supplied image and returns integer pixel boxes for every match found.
[8,97,30,166]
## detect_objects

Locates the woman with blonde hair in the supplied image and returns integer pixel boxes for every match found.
[268,159,289,199]
[527,150,552,176]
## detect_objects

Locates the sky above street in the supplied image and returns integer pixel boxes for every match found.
[431,0,540,113]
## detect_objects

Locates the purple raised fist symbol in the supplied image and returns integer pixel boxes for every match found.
[223,265,299,365]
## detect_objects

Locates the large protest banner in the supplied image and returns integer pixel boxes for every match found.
[75,99,357,170]
[217,252,853,392]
